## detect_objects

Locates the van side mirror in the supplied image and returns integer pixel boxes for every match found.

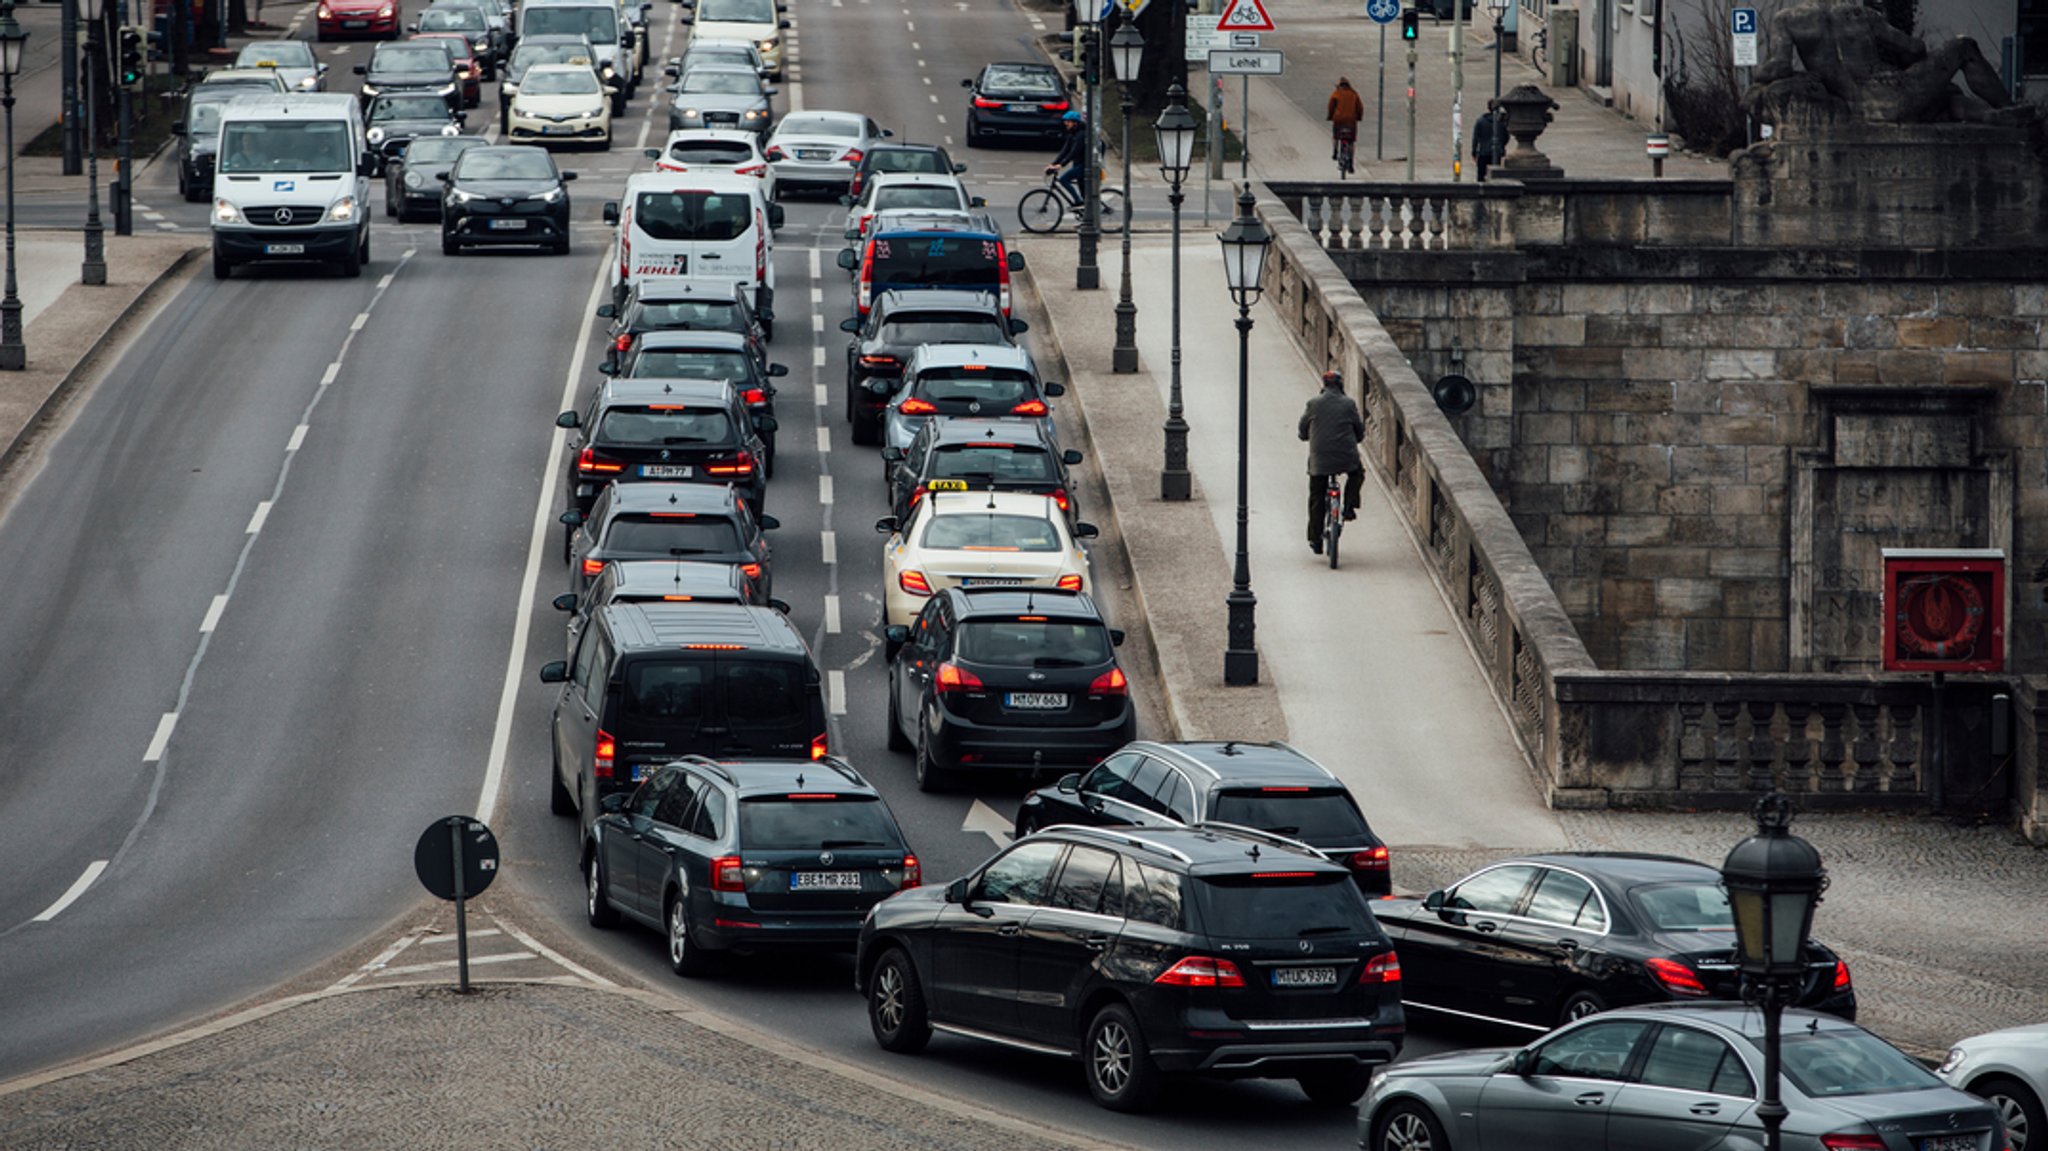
[171,122,187,135]
[758,514,781,530]
[835,248,857,270]
[562,171,578,181]
[553,593,577,612]
[768,596,792,613]
[839,317,860,333]
[778,17,791,27]
[959,78,974,89]
[1063,449,1083,465]
[596,303,617,318]
[538,660,569,684]
[1074,522,1100,540]
[556,410,581,429]
[1006,251,1025,272]
[1056,772,1081,793]
[353,63,368,74]
[763,85,778,97]
[357,153,378,177]
[874,515,899,535]
[767,363,790,377]
[767,203,785,229]
[599,358,619,376]
[559,509,586,526]
[602,201,620,225]
[1109,629,1125,647]
[1010,318,1030,335]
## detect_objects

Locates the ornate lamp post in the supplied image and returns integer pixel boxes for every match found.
[78,0,107,286]
[1489,0,1510,106]
[1216,183,1269,686]
[1073,0,1101,291]
[1107,22,1142,373]
[1721,794,1828,1151]
[0,4,28,370]
[1154,85,1195,500]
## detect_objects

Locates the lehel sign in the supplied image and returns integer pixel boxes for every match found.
[1209,49,1285,75]
[1880,549,2006,673]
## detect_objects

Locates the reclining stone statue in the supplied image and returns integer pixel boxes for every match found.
[1746,0,2027,125]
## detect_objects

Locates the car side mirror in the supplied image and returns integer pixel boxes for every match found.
[837,194,853,206]
[559,509,586,526]
[753,414,778,433]
[880,127,893,137]
[767,363,789,377]
[1008,318,1030,336]
[1110,629,1125,647]
[767,203,785,229]
[758,514,781,530]
[599,358,618,376]
[553,593,578,612]
[874,515,899,535]
[1062,449,1083,465]
[599,792,628,814]
[562,171,578,181]
[1006,251,1025,272]
[664,64,679,78]
[944,877,969,903]
[318,63,329,74]
[959,78,973,89]
[677,13,692,23]
[556,410,581,429]
[880,446,904,462]
[1423,889,1446,912]
[758,308,776,322]
[1073,522,1100,540]
[354,64,368,74]
[969,196,986,208]
[1510,1049,1535,1077]
[1056,772,1081,793]
[1043,381,1066,397]
[952,162,967,174]
[843,228,861,242]
[538,660,569,684]
[835,248,857,270]
[885,624,910,645]
[171,122,187,135]
[839,317,860,333]
[778,17,791,27]
[456,112,470,127]
[596,303,617,318]
[763,85,778,96]
[768,596,792,613]
[602,201,620,225]
[407,21,419,30]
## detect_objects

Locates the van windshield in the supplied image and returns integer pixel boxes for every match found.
[218,121,355,173]
[523,6,618,43]
[633,191,751,241]
[623,657,806,728]
[1190,873,1376,939]
[601,515,742,556]
[871,234,1002,287]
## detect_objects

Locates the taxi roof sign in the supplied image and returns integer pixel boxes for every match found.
[1216,0,1276,33]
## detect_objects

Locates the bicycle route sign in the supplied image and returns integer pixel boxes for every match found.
[1216,0,1276,33]
[1366,0,1400,25]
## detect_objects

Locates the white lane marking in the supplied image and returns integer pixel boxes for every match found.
[788,80,804,113]
[142,211,165,222]
[812,347,826,368]
[917,59,925,68]
[827,669,846,715]
[906,20,915,29]
[405,248,417,258]
[322,362,341,385]
[350,312,368,331]
[820,530,836,564]
[807,248,821,278]
[944,133,954,145]
[809,286,822,304]
[493,916,617,986]
[922,76,930,86]
[911,40,920,50]
[371,951,537,978]
[31,862,109,923]
[378,273,394,289]
[810,312,823,333]
[200,595,229,634]
[818,475,833,505]
[143,713,179,762]
[246,501,272,534]
[330,928,428,991]
[286,424,308,452]
[635,119,651,151]
[814,382,828,405]
[816,426,830,454]
[416,928,503,944]
[825,594,841,633]
[473,243,615,827]
[929,94,938,104]
[155,221,178,230]
[935,114,946,124]
[963,800,1014,848]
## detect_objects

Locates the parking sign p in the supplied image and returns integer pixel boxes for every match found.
[1731,7,1757,35]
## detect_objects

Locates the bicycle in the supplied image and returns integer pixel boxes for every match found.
[1529,25,1549,78]
[1017,169,1126,235]
[1322,474,1344,569]
[1334,127,1357,179]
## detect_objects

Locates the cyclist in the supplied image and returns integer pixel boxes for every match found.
[1044,110,1089,203]
[1326,77,1364,162]
[1298,369,1365,555]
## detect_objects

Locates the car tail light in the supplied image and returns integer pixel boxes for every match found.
[711,855,746,892]
[1645,957,1710,997]
[859,354,900,370]
[1155,957,1246,988]
[1050,488,1070,512]
[971,96,1003,109]
[1088,667,1126,696]
[857,242,874,314]
[899,569,932,596]
[842,148,862,166]
[810,731,828,760]
[577,445,623,474]
[1818,1136,1887,1151]
[705,451,755,477]
[593,729,615,780]
[998,242,1012,314]
[899,854,921,889]
[1040,100,1070,112]
[740,562,762,580]
[1010,399,1048,416]
[764,145,786,161]
[581,557,604,576]
[1349,846,1391,872]
[613,333,631,352]
[1361,952,1401,984]
[735,161,765,176]
[741,387,767,406]
[898,397,938,415]
[935,661,983,692]
[858,211,874,234]
[1833,960,1852,991]
[1057,574,1084,591]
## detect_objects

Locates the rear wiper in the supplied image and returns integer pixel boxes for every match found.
[1032,657,1086,668]
[1262,826,1301,836]
[661,436,711,444]
[1298,925,1352,937]
[820,839,880,848]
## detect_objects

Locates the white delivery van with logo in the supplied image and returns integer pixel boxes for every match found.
[210,93,373,279]
[604,170,784,335]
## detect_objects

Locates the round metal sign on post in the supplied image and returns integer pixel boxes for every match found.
[1366,0,1401,25]
[414,816,500,901]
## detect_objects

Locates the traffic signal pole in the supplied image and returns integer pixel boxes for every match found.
[1403,9,1417,181]
[113,20,139,234]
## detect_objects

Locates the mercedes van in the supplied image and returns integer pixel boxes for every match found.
[210,93,373,279]
[604,170,782,320]
[519,0,639,110]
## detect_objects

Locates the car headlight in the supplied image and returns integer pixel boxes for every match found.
[680,107,700,119]
[601,63,615,78]
[214,198,242,224]
[376,3,393,14]
[327,195,358,223]
[297,75,319,89]
[450,188,480,203]
[367,126,386,143]
[360,82,381,96]
[756,37,775,51]
[404,171,425,188]
[437,82,457,97]
[536,187,563,203]
[473,37,490,50]
[503,82,520,95]
[1937,1047,1968,1075]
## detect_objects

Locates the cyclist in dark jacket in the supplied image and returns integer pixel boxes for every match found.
[1044,110,1088,201]
[1299,370,1366,554]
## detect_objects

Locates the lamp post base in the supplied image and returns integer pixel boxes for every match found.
[1224,588,1258,686]
[1161,468,1189,501]
[1161,416,1190,501]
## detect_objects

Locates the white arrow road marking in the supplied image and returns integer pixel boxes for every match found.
[962,799,1014,848]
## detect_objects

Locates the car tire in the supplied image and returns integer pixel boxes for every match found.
[212,249,233,280]
[550,748,576,815]
[913,714,949,793]
[850,403,881,446]
[1014,808,1040,837]
[867,948,932,1053]
[1084,1003,1160,1112]
[442,231,459,256]
[584,850,620,928]
[340,236,363,278]
[1297,1066,1374,1107]
[1559,990,1608,1026]
[553,232,571,256]
[1977,1075,2044,1151]
[666,893,715,977]
[384,191,398,218]
[1373,1102,1450,1151]
[886,676,913,753]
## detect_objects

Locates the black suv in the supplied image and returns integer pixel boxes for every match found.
[539,602,830,816]
[846,141,966,198]
[883,587,1134,792]
[561,480,776,599]
[856,824,1406,1110]
[553,557,769,660]
[885,416,1082,527]
[609,330,785,473]
[556,377,773,526]
[840,289,1024,445]
[600,278,770,369]
[354,40,463,111]
[961,61,1070,144]
[585,756,920,975]
[1016,741,1393,896]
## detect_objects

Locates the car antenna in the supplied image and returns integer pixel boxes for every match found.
[670,547,689,584]
[795,772,804,788]
[1247,844,1261,861]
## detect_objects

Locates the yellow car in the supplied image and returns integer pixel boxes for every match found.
[877,488,1096,641]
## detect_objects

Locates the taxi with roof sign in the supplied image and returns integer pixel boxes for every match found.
[873,488,1097,641]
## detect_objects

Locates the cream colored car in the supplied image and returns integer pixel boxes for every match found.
[506,63,612,148]
[878,489,1094,633]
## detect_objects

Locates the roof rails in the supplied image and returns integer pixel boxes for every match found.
[1036,823,1194,864]
[673,753,868,789]
[674,754,738,787]
[818,756,866,788]
[1192,821,1325,861]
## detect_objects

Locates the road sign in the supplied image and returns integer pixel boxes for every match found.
[1229,31,1261,48]
[414,816,499,993]
[1186,13,1222,59]
[1216,0,1276,33]
[1116,0,1152,16]
[1366,0,1400,25]
[1209,48,1285,74]
[1732,6,1759,66]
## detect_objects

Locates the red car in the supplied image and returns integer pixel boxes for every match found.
[317,0,398,39]
[411,33,483,108]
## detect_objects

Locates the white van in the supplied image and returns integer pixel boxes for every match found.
[681,0,791,80]
[604,171,784,333]
[210,93,373,279]
[519,0,639,107]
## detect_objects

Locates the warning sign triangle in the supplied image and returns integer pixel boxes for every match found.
[1215,0,1275,32]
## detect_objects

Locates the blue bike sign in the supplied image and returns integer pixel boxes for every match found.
[1366,0,1400,25]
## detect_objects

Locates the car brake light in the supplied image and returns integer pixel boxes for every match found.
[740,562,762,580]
[705,451,755,477]
[971,96,1003,109]
[842,148,862,165]
[613,333,631,352]
[764,145,786,161]
[998,243,1012,314]
[898,397,938,415]
[1040,100,1070,112]
[899,569,932,596]
[809,732,828,760]
[1263,786,1311,792]
[582,557,604,576]
[1645,957,1710,997]
[899,854,921,889]
[735,162,765,176]
[1057,574,1084,591]
[1088,666,1126,696]
[1819,1136,1887,1151]
[577,446,623,474]
[682,643,747,650]
[593,729,615,780]
[1361,952,1401,984]
[859,354,900,369]
[1833,960,1852,991]
[935,661,983,692]
[1349,846,1391,871]
[1155,957,1245,988]
[857,243,874,314]
[1010,399,1048,416]
[741,387,767,406]
[1051,488,1069,512]
[711,855,746,892]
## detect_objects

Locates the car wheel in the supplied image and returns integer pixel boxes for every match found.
[384,192,398,218]
[867,949,932,1053]
[442,231,459,256]
[761,432,776,479]
[1374,1102,1450,1151]
[1559,990,1608,1026]
[666,893,715,977]
[553,232,571,256]
[212,249,233,280]
[584,851,620,927]
[550,742,576,814]
[360,230,370,266]
[1014,807,1041,837]
[1297,1066,1374,1106]
[886,674,913,753]
[1083,1003,1160,1112]
[850,403,881,446]
[913,714,949,793]
[1978,1076,2044,1151]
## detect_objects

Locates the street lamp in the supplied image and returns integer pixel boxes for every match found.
[1154,85,1195,500]
[1216,183,1269,686]
[1072,0,1101,291]
[78,0,107,286]
[1721,793,1828,1151]
[1489,0,1510,106]
[1108,22,1143,373]
[0,3,27,370]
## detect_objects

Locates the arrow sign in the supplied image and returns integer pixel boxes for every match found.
[1215,0,1275,33]
[962,800,1015,849]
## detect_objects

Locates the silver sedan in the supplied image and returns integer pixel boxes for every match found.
[763,110,891,195]
[1940,1022,2048,1151]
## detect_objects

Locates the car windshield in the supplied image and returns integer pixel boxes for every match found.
[373,95,449,120]
[524,68,600,94]
[697,0,774,21]
[1769,1028,1943,1098]
[374,44,449,69]
[928,444,1055,483]
[982,65,1061,97]
[419,8,482,29]
[456,149,557,179]
[685,48,752,69]
[238,42,313,66]
[682,70,759,95]
[188,99,234,135]
[776,113,862,138]
[871,235,1002,286]
[400,136,479,164]
[875,186,962,212]
[871,150,947,175]
[633,190,751,241]
[1630,882,1735,932]
[740,796,899,850]
[919,512,1060,552]
[878,314,1005,345]
[667,140,755,164]
[630,351,752,380]
[955,620,1110,667]
[1190,873,1377,939]
[217,121,355,173]
[911,368,1034,408]
[1209,789,1371,840]
[632,300,744,330]
[596,406,734,445]
[522,6,617,41]
[601,514,742,556]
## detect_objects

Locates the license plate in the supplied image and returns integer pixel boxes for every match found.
[797,149,831,160]
[263,243,306,255]
[639,464,693,478]
[631,763,656,781]
[1007,104,1036,113]
[487,218,526,230]
[1921,1139,1975,1151]
[342,18,367,26]
[791,871,862,891]
[1005,692,1067,710]
[962,577,1024,586]
[1272,966,1340,987]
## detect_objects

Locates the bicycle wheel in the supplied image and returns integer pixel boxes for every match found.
[1097,187,1126,234]
[1326,500,1342,569]
[1018,189,1066,234]
[1337,140,1354,179]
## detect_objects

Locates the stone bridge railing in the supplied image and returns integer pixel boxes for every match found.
[1267,178,1738,252]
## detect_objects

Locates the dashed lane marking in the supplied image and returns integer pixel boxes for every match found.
[200,595,228,634]
[142,713,179,762]
[825,594,841,633]
[246,501,272,534]
[350,312,368,331]
[378,273,394,289]
[828,669,846,715]
[809,286,822,304]
[808,248,821,278]
[814,382,828,405]
[287,424,308,452]
[322,362,340,385]
[813,346,825,368]
[820,529,836,564]
[811,312,823,333]
[819,474,833,505]
[31,862,109,923]
[816,426,830,454]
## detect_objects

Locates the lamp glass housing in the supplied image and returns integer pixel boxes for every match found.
[0,19,25,79]
[1154,95,1196,184]
[1218,192,1271,307]
[80,0,108,25]
[1073,0,1098,29]
[1110,24,1144,82]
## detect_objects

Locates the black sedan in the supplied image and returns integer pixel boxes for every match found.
[847,141,966,198]
[961,61,1070,145]
[366,92,465,173]
[384,133,483,220]
[1377,852,1857,1033]
[440,145,576,255]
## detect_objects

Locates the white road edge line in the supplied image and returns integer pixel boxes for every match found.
[142,713,178,762]
[494,915,618,986]
[370,951,536,978]
[415,928,502,944]
[200,594,229,634]
[31,862,109,923]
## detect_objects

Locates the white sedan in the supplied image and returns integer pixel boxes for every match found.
[877,489,1095,633]
[645,128,776,199]
[764,110,891,195]
[506,63,613,149]
[1939,1023,2048,1151]
[842,172,979,241]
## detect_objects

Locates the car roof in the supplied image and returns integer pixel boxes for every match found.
[634,329,749,348]
[869,208,999,235]
[631,276,747,301]
[1505,852,1720,882]
[1047,823,1346,877]
[1592,1001,1863,1041]
[981,60,1059,75]
[601,559,749,595]
[1129,741,1345,787]
[943,586,1100,619]
[873,289,1002,315]
[602,482,741,514]
[920,489,1062,519]
[676,756,875,796]
[926,417,1058,448]
[598,376,738,405]
[907,343,1033,373]
[866,141,948,156]
[779,109,865,125]
[623,169,763,194]
[602,601,811,656]
[203,68,289,83]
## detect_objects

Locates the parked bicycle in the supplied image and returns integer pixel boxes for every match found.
[1529,25,1549,77]
[1017,170,1126,235]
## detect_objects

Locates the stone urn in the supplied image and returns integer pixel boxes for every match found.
[1496,83,1564,179]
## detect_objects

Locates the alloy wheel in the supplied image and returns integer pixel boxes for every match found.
[668,902,689,967]
[1091,1018,1134,1096]
[1994,1093,2029,1151]
[874,963,906,1034]
[1382,1110,1437,1151]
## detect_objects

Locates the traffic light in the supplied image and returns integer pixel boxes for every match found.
[118,26,144,89]
[1401,8,1418,39]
